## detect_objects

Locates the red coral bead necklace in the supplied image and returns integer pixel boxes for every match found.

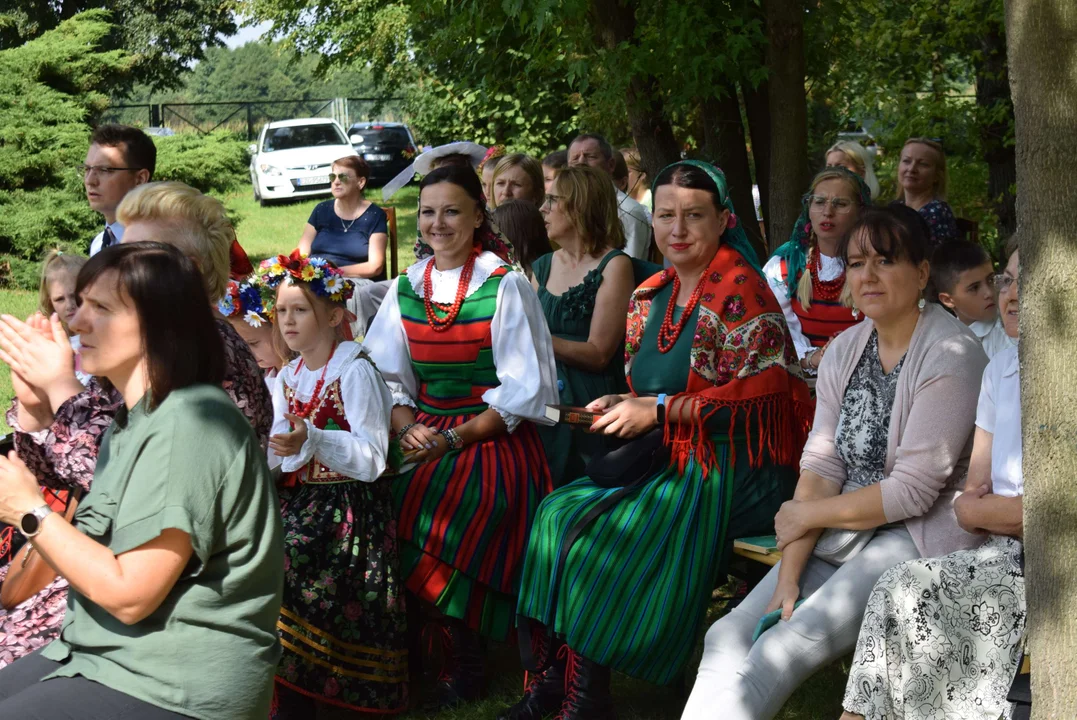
[425,246,479,332]
[657,272,706,353]
[289,342,337,419]
[807,244,845,303]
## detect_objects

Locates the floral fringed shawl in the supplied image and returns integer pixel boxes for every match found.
[625,243,813,474]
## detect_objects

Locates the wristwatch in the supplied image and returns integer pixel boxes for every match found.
[18,505,53,539]
[656,393,667,424]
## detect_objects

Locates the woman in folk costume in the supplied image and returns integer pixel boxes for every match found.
[263,253,408,716]
[504,160,812,720]
[763,167,871,373]
[364,165,559,708]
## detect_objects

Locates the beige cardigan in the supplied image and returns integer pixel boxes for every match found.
[801,304,989,559]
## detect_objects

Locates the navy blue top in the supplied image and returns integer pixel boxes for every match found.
[308,200,389,280]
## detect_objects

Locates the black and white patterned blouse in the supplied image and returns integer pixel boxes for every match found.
[835,331,905,491]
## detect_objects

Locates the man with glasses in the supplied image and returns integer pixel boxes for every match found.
[567,133,652,261]
[84,125,156,256]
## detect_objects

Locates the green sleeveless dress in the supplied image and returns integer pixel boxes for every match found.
[532,249,630,487]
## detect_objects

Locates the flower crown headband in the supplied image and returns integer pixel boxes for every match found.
[261,250,353,302]
[217,251,353,328]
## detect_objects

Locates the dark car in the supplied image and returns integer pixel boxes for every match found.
[346,122,418,187]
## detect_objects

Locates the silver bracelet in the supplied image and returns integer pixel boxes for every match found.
[396,422,416,438]
[440,427,463,451]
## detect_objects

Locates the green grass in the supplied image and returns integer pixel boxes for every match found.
[0,289,44,434]
[227,186,420,269]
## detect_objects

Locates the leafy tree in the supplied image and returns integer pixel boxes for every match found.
[0,11,250,288]
[0,10,130,272]
[1,0,236,91]
[241,0,580,154]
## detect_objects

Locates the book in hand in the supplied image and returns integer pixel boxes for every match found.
[734,535,780,555]
[545,404,604,426]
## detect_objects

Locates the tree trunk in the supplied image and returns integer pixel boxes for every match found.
[743,78,771,244]
[977,17,1017,242]
[625,76,682,181]
[589,0,680,180]
[763,0,809,254]
[701,87,765,258]
[1006,1,1077,717]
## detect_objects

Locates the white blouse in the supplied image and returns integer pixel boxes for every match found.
[364,251,559,432]
[762,252,845,361]
[975,345,1022,497]
[268,341,392,482]
[969,316,1017,361]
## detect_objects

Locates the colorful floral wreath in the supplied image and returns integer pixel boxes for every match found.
[218,278,276,328]
[259,249,354,303]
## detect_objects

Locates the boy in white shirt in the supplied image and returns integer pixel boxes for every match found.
[930,240,1015,359]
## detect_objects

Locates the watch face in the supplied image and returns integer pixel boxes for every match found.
[20,513,40,536]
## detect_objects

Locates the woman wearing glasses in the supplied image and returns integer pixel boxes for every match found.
[764,167,872,373]
[298,155,389,282]
[533,166,635,487]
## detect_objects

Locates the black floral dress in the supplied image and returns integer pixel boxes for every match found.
[835,330,905,492]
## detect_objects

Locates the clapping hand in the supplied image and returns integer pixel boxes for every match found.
[0,313,77,399]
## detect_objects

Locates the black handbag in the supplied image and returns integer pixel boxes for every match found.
[584,427,671,489]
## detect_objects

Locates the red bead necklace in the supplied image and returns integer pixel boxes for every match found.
[288,343,337,419]
[424,248,478,332]
[657,272,707,353]
[807,245,845,303]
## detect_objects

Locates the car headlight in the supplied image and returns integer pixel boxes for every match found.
[258,164,283,177]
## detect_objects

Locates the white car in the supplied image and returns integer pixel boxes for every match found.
[249,118,358,206]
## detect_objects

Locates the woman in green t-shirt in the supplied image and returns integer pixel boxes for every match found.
[0,242,284,720]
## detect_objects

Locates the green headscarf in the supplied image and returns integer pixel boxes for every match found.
[770,166,872,299]
[651,159,762,274]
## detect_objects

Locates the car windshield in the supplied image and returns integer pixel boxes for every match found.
[349,127,411,146]
[262,124,348,152]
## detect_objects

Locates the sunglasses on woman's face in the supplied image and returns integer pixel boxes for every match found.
[329,173,353,183]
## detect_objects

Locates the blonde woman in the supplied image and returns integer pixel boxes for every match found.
[490,153,545,207]
[620,147,652,211]
[894,137,958,246]
[763,167,871,371]
[825,140,880,200]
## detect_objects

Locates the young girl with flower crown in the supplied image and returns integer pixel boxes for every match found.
[262,251,408,717]
[218,277,286,390]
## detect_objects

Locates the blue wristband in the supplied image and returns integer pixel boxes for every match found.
[656,393,667,424]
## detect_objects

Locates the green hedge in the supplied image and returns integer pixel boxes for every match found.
[0,12,251,289]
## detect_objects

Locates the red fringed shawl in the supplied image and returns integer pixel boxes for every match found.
[625,244,813,474]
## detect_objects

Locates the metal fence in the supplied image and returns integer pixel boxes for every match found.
[101,97,406,139]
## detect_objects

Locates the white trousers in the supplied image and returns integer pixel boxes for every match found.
[681,526,918,720]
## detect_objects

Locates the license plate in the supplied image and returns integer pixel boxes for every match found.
[297,175,330,186]
[364,153,392,162]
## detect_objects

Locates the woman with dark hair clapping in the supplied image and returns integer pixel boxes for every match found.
[0,243,283,718]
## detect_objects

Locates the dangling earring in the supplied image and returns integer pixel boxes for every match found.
[918,293,926,312]
[851,305,860,319]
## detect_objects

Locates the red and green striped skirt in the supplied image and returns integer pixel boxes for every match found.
[392,410,552,641]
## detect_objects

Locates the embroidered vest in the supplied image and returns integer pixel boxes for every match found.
[398,266,509,416]
[780,259,861,348]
